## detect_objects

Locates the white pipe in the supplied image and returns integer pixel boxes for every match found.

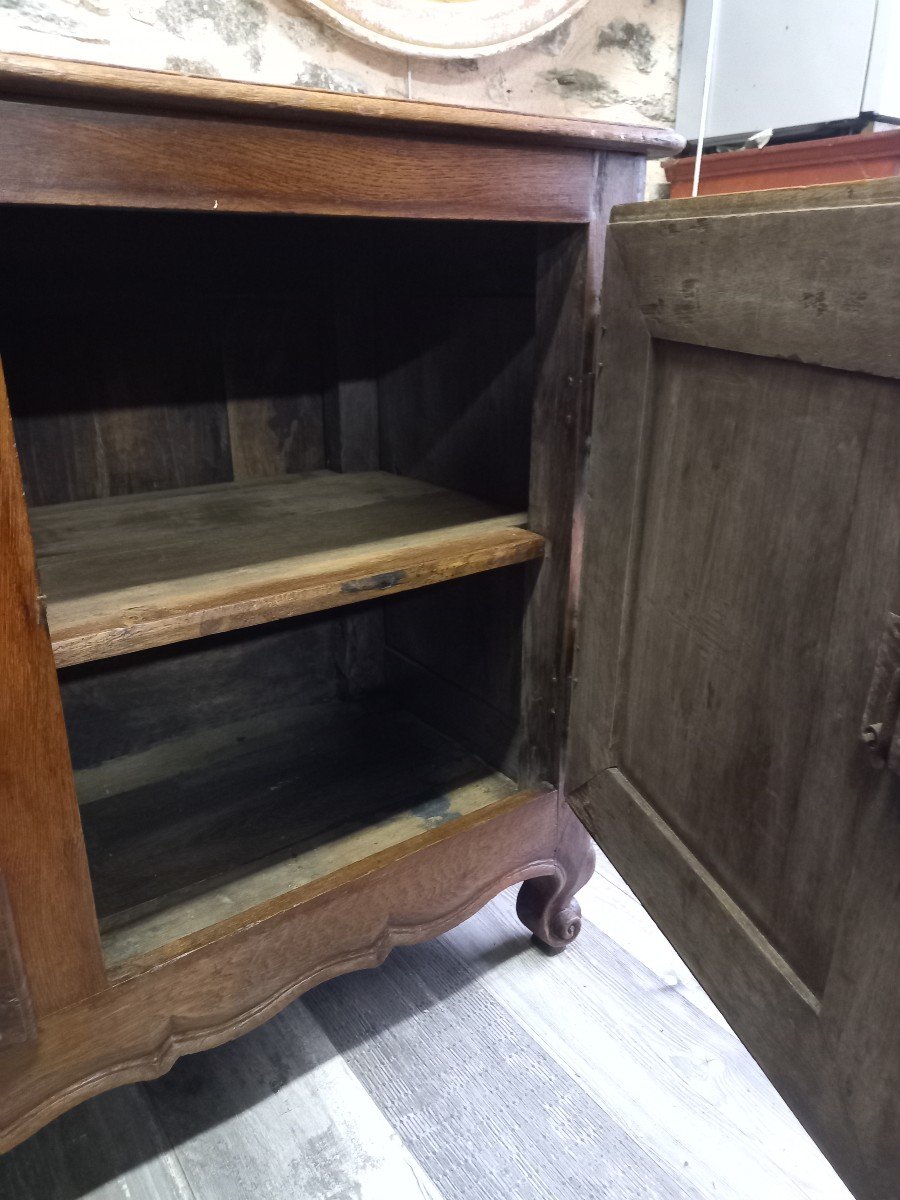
[692,0,722,198]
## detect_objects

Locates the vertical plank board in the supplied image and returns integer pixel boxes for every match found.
[60,616,345,770]
[385,571,525,776]
[324,293,379,474]
[378,295,533,509]
[774,387,900,992]
[7,299,232,506]
[224,303,328,478]
[5,320,107,507]
[335,604,385,698]
[323,261,384,686]
[0,363,106,1013]
[564,152,649,792]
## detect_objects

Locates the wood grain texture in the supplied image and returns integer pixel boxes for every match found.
[516,801,595,949]
[385,571,526,777]
[77,700,519,947]
[304,911,699,1200]
[378,283,534,775]
[565,237,653,792]
[567,179,900,1200]
[611,197,900,378]
[615,174,900,223]
[386,643,521,778]
[0,53,682,157]
[521,152,646,789]
[773,387,900,991]
[223,303,328,479]
[5,299,232,508]
[824,769,900,1200]
[0,365,106,1016]
[31,470,543,666]
[611,343,892,994]
[565,156,651,793]
[378,295,534,509]
[0,99,598,224]
[860,612,900,773]
[567,770,866,1194]
[324,250,379,476]
[60,617,345,770]
[0,874,35,1047]
[519,226,588,786]
[0,787,560,1152]
[0,67,640,1159]
[0,1085,195,1200]
[455,864,851,1200]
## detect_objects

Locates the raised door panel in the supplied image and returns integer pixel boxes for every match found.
[567,178,900,1200]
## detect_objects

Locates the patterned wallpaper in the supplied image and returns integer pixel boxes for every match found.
[0,0,683,191]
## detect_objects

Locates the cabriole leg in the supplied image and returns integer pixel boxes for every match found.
[516,805,595,950]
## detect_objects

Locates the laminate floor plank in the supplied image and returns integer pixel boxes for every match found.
[302,924,704,1200]
[586,852,729,1027]
[143,997,444,1200]
[441,863,851,1200]
[0,1084,195,1200]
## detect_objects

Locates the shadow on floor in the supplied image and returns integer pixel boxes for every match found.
[0,918,530,1199]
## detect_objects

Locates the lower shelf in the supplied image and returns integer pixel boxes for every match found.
[76,701,522,969]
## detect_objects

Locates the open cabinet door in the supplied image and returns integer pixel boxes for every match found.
[565,179,900,1200]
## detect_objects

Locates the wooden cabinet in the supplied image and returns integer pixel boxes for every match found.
[0,54,897,1200]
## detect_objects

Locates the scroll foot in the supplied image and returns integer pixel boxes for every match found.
[516,806,594,951]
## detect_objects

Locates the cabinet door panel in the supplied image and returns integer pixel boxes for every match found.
[567,178,900,1200]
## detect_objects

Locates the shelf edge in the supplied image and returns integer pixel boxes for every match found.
[50,525,544,668]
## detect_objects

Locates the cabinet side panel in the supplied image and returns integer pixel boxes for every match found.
[0,366,105,1013]
[519,225,587,787]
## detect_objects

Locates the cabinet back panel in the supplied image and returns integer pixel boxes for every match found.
[0,209,333,506]
[385,570,525,776]
[0,209,537,510]
[59,614,356,772]
[378,296,533,509]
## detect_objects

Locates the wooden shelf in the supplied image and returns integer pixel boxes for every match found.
[75,700,526,968]
[29,470,543,667]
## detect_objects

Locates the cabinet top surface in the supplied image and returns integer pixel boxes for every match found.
[0,52,683,158]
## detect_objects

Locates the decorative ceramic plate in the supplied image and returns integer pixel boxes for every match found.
[295,0,591,58]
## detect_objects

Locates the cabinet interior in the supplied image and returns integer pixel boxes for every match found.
[0,206,556,969]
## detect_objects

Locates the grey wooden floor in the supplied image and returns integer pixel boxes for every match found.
[0,855,852,1200]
